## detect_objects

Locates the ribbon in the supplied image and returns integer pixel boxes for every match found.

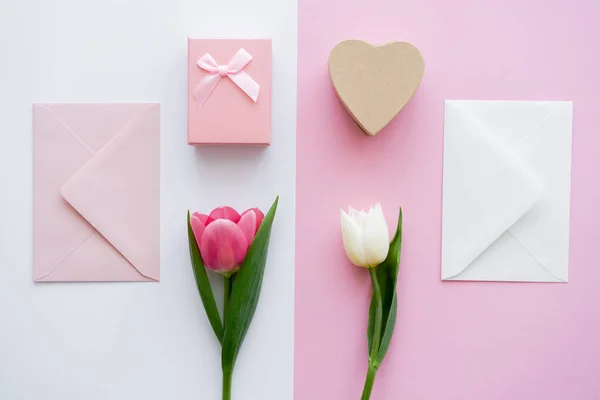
[193,48,260,107]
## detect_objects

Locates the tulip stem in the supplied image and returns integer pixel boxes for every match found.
[221,276,233,400]
[368,268,383,361]
[361,364,378,400]
[223,276,232,317]
[222,367,232,400]
[361,268,383,400]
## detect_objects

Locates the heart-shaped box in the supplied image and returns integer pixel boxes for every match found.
[328,40,425,136]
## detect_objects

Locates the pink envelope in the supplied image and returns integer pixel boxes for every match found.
[33,103,160,282]
[187,38,272,145]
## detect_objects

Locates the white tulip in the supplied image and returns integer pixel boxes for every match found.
[340,203,390,268]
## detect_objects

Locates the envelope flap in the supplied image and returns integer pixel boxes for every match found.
[505,101,573,282]
[60,104,160,280]
[441,101,543,279]
[42,103,153,153]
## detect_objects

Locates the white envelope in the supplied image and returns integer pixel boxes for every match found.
[441,100,573,282]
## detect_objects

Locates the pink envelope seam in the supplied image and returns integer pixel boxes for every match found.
[59,104,159,280]
[59,103,156,195]
[36,232,94,281]
[36,104,95,154]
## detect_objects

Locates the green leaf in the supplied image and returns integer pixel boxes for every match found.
[367,294,376,357]
[221,196,279,372]
[366,208,403,367]
[187,211,223,344]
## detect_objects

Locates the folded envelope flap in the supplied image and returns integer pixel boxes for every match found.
[501,101,573,282]
[60,104,160,281]
[441,101,543,279]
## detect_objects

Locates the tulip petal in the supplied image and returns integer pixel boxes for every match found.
[237,209,258,245]
[241,207,264,232]
[193,212,214,226]
[362,203,390,266]
[200,219,248,273]
[349,206,368,230]
[209,206,241,223]
[340,209,368,267]
[190,213,212,247]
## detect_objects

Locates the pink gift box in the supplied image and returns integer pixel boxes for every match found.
[187,38,272,145]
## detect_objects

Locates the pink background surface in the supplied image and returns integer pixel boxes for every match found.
[295,1,600,399]
[188,39,271,145]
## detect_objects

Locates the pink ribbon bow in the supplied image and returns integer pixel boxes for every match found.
[193,48,260,107]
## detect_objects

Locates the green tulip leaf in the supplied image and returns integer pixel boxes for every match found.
[221,196,279,374]
[187,211,224,344]
[367,208,403,368]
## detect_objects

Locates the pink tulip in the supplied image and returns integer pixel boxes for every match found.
[190,206,264,275]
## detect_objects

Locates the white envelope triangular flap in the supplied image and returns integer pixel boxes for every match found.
[505,102,573,281]
[60,104,160,281]
[441,101,543,280]
[451,231,561,282]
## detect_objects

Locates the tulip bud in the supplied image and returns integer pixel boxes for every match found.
[191,206,264,275]
[340,203,390,268]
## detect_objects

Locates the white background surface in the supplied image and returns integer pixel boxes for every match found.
[0,0,296,399]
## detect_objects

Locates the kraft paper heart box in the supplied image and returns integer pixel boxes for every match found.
[187,38,272,145]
